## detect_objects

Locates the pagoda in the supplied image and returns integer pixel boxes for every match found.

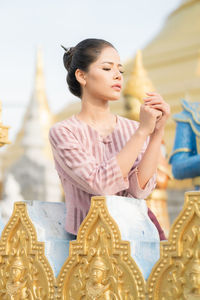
[125,0,200,161]
[1,48,54,171]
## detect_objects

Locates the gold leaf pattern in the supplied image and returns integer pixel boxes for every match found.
[57,196,146,299]
[147,191,200,300]
[0,202,55,299]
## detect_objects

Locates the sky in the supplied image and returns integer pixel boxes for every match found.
[0,0,182,141]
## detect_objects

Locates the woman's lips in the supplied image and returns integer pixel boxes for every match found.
[112,84,121,90]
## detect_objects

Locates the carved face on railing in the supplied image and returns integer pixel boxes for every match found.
[85,256,119,299]
[89,257,108,285]
[10,258,26,284]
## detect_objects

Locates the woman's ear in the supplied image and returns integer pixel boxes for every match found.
[75,69,86,87]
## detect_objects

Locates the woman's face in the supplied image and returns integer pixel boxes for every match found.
[83,46,124,101]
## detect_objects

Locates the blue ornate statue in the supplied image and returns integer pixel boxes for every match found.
[170,99,200,190]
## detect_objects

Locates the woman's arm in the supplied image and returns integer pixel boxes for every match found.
[116,102,161,178]
[137,128,164,188]
[116,92,170,189]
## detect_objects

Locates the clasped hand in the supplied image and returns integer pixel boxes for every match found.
[139,92,170,135]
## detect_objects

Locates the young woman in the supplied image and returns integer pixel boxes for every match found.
[49,38,170,241]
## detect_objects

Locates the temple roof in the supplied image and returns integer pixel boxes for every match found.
[2,48,54,170]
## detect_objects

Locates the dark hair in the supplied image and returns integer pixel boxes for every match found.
[62,38,115,98]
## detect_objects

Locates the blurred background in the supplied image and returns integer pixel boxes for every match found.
[1,0,182,139]
[0,0,199,236]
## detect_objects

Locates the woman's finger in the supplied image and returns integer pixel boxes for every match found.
[146,103,169,115]
[143,96,164,103]
[144,98,164,105]
[146,104,165,111]
[145,92,161,97]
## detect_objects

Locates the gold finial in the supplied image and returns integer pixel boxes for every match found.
[34,47,49,110]
[123,50,155,121]
[123,50,154,100]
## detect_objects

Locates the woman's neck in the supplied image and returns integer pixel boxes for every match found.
[77,96,113,125]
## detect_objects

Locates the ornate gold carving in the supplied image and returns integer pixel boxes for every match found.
[57,196,146,299]
[0,101,10,147]
[147,191,200,299]
[0,202,55,299]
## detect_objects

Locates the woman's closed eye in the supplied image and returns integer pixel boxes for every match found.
[103,68,124,74]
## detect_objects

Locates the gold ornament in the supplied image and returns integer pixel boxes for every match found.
[147,191,200,299]
[0,101,10,147]
[0,202,55,299]
[57,196,146,299]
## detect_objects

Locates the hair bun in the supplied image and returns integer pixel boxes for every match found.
[61,45,75,71]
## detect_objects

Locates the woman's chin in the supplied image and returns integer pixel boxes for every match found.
[99,92,121,102]
[107,93,121,101]
[109,96,120,101]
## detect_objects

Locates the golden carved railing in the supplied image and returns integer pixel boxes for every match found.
[0,191,200,299]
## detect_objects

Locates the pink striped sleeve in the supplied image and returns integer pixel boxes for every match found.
[49,124,129,195]
[127,168,157,199]
[126,135,157,199]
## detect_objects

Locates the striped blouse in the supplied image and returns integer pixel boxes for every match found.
[49,114,159,236]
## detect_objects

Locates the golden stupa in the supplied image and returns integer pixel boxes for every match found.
[2,49,54,172]
[125,0,200,155]
[123,0,200,189]
[123,50,155,121]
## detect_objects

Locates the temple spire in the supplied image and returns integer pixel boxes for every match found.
[23,47,54,158]
[123,50,155,122]
[2,47,54,171]
[30,47,51,123]
[21,94,45,161]
[123,50,154,101]
[1,48,61,202]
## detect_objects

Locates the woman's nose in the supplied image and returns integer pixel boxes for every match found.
[113,71,121,79]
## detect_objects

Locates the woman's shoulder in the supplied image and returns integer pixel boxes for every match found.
[50,115,79,133]
[49,116,83,144]
[49,115,85,146]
